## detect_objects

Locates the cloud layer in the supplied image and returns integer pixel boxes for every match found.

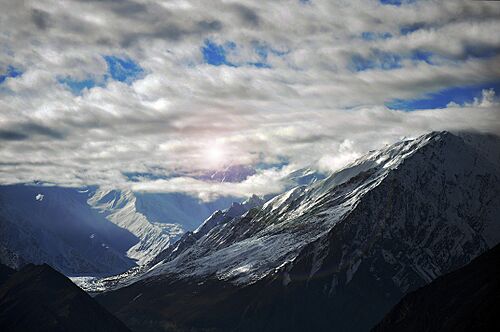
[0,0,499,200]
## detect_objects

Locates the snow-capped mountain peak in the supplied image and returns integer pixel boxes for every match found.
[141,131,500,286]
[96,131,500,332]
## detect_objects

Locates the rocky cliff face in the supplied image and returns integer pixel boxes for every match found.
[372,243,500,332]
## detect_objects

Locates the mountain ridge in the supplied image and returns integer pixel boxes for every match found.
[97,131,500,332]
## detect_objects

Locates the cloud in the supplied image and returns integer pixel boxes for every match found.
[130,166,292,202]
[31,9,51,30]
[0,0,499,200]
[447,88,498,108]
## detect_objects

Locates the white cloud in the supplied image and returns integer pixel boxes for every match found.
[0,0,499,200]
[130,166,293,202]
[447,88,497,108]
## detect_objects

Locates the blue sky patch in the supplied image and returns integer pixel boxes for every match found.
[248,62,271,69]
[123,171,174,182]
[202,40,234,66]
[386,81,500,110]
[361,32,392,41]
[350,51,402,72]
[104,55,144,83]
[411,50,433,64]
[350,55,375,71]
[58,77,99,95]
[255,158,289,171]
[202,39,281,68]
[350,49,435,72]
[400,23,424,35]
[249,41,280,68]
[0,65,22,84]
[380,0,402,5]
[380,0,415,6]
[59,55,143,94]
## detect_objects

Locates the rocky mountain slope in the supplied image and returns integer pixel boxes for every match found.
[0,185,138,276]
[0,185,237,276]
[0,263,130,332]
[87,189,183,266]
[75,194,266,293]
[0,162,322,279]
[97,131,500,332]
[373,243,500,332]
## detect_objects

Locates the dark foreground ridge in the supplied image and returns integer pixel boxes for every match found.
[0,263,14,286]
[373,243,500,332]
[0,263,130,332]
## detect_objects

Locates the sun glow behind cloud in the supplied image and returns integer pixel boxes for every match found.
[206,143,226,168]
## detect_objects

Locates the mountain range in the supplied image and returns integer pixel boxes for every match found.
[0,184,244,276]
[1,131,498,331]
[0,163,324,279]
[94,131,500,332]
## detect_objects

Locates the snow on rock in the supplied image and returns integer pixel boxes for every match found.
[87,189,174,265]
[0,185,137,276]
[139,131,500,289]
[77,132,500,294]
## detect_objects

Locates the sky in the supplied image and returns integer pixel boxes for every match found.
[0,0,499,201]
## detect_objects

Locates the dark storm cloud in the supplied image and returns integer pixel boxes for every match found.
[0,123,65,142]
[232,4,260,26]
[0,130,28,141]
[71,0,148,13]
[197,20,223,32]
[120,18,223,47]
[31,9,51,30]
